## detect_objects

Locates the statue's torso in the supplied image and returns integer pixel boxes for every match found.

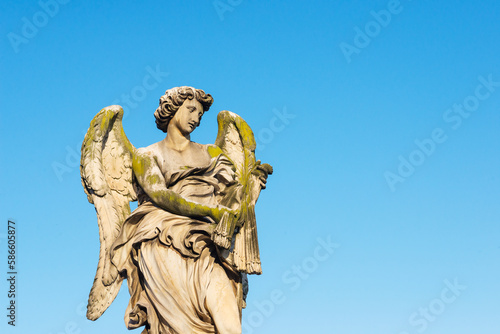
[148,140,212,177]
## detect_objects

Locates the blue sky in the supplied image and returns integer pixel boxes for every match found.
[1,0,499,333]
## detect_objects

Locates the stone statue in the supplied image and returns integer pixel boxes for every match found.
[80,86,272,334]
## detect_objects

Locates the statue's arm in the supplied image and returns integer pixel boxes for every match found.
[132,149,226,222]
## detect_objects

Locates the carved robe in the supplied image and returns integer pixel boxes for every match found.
[110,153,242,334]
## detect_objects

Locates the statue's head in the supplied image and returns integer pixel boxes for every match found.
[154,86,213,133]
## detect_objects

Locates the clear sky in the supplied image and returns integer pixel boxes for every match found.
[1,0,499,333]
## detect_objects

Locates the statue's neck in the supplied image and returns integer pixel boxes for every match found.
[164,129,191,152]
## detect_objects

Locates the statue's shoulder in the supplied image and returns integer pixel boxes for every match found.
[206,143,223,158]
[136,141,163,158]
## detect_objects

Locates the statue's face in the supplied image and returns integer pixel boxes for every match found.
[170,98,204,135]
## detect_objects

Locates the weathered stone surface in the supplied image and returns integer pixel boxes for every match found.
[81,86,272,333]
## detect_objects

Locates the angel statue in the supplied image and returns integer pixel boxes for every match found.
[80,86,272,334]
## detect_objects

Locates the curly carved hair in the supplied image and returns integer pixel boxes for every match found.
[154,86,213,133]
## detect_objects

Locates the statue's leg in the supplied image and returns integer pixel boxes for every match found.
[206,263,241,334]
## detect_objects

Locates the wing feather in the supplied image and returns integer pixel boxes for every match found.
[80,105,137,320]
[213,110,272,274]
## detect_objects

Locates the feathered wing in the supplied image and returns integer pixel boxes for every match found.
[80,105,137,321]
[213,110,272,275]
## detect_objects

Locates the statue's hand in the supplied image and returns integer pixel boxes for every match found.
[253,161,273,189]
[211,205,238,224]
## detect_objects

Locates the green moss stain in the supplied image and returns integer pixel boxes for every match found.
[146,174,161,185]
[208,145,223,158]
[234,119,256,149]
[132,153,150,178]
[215,111,256,151]
[148,188,212,218]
